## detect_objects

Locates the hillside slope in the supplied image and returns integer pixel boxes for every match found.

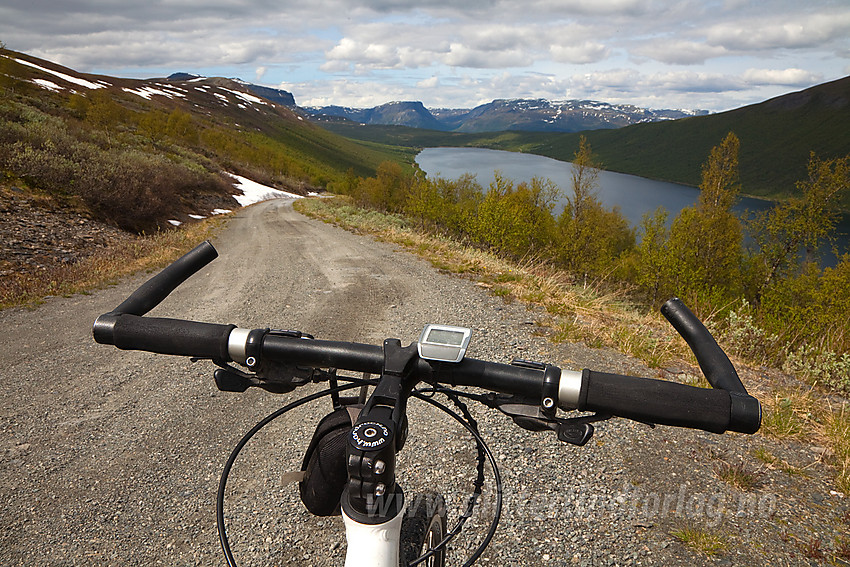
[537,76,850,204]
[0,48,412,231]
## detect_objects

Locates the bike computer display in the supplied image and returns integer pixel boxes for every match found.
[417,324,472,363]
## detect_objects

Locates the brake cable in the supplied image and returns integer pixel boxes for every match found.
[216,379,503,567]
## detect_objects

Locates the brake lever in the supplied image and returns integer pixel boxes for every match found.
[480,393,615,447]
[211,361,318,394]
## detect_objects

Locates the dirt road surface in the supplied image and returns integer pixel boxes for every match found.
[1,199,845,566]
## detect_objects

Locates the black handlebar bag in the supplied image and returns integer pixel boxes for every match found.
[299,405,362,516]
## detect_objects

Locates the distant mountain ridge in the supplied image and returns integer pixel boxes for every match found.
[310,101,443,130]
[305,98,708,133]
[162,71,707,133]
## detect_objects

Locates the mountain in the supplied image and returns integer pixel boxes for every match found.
[165,72,298,107]
[439,99,706,133]
[159,75,706,134]
[307,98,708,133]
[314,76,850,206]
[309,101,445,130]
[526,75,850,204]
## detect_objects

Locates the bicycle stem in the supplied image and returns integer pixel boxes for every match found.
[341,338,417,524]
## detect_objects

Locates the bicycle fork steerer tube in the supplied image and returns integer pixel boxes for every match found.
[340,338,416,567]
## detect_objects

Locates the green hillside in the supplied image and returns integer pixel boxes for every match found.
[320,77,850,208]
[531,76,850,206]
[0,48,413,232]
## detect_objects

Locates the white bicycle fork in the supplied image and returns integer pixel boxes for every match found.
[342,504,405,567]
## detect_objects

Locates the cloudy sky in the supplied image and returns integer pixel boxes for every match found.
[1,0,849,111]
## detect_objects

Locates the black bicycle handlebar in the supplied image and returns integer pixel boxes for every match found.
[113,240,218,317]
[661,298,747,394]
[578,370,759,434]
[92,241,761,436]
[96,314,235,361]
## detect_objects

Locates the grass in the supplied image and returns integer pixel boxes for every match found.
[760,390,812,440]
[824,406,850,494]
[713,459,762,490]
[759,387,850,494]
[0,217,225,310]
[752,447,810,478]
[670,525,727,557]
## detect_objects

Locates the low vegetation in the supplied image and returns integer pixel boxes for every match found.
[669,525,727,557]
[294,131,850,494]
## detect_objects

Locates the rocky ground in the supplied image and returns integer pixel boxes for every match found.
[0,184,240,281]
[0,186,132,279]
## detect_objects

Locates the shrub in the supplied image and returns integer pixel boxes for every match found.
[556,199,634,281]
[472,174,557,257]
[783,345,850,395]
[716,299,782,366]
[6,141,81,193]
[759,255,850,356]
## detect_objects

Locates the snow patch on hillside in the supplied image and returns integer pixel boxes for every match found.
[122,85,186,100]
[226,173,302,206]
[14,58,106,90]
[32,79,63,92]
[220,88,267,106]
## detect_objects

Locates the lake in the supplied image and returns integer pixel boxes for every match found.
[416,147,849,263]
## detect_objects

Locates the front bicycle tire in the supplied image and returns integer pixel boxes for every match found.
[400,491,447,567]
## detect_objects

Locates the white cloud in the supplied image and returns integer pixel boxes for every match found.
[550,42,610,64]
[323,37,410,71]
[319,59,351,73]
[706,11,850,51]
[417,76,440,89]
[632,40,728,65]
[741,68,822,86]
[443,43,532,69]
[0,0,847,111]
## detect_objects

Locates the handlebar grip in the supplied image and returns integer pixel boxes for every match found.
[94,313,235,360]
[578,370,760,434]
[112,241,218,317]
[661,298,746,394]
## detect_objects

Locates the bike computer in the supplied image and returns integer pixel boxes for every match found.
[417,324,472,363]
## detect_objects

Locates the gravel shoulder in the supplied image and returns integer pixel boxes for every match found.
[1,199,847,566]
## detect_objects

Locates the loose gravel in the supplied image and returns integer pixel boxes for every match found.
[1,199,847,566]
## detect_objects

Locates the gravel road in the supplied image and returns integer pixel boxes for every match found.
[1,199,846,566]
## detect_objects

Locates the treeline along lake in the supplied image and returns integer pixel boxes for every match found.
[415,147,849,266]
